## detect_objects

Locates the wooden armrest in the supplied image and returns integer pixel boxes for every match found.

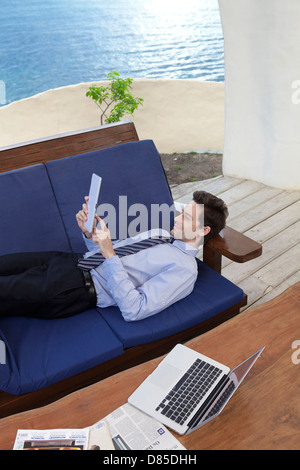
[203,225,262,273]
[207,226,262,263]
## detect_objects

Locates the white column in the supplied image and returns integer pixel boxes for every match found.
[219,0,300,189]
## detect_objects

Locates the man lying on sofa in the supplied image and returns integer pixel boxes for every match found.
[0,191,228,321]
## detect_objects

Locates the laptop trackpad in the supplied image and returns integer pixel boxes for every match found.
[149,362,182,390]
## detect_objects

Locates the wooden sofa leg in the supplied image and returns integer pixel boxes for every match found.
[203,245,222,273]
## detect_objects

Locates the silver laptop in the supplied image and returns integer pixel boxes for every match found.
[128,343,264,435]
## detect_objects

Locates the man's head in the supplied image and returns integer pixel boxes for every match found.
[171,190,228,247]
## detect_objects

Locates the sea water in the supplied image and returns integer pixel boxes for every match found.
[0,0,224,105]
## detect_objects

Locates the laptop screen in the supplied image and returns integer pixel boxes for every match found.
[189,347,264,431]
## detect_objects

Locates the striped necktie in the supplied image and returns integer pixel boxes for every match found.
[77,236,173,271]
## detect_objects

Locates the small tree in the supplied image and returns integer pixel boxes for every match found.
[86,71,143,125]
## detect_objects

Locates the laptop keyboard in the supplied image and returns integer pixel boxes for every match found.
[155,358,223,425]
[204,380,236,421]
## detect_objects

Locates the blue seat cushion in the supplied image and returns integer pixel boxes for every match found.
[98,259,244,348]
[45,140,174,254]
[0,310,123,394]
[0,164,71,256]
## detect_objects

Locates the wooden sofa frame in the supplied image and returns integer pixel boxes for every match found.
[0,120,262,418]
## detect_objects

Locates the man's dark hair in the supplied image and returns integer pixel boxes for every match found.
[193,190,228,243]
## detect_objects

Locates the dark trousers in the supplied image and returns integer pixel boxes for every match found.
[0,251,96,319]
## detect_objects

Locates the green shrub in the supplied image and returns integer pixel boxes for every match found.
[86,71,143,125]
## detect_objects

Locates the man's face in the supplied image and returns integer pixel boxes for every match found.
[171,201,204,244]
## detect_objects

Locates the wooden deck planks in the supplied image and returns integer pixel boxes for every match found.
[171,176,300,309]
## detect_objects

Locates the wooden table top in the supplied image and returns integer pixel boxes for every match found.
[1,282,299,450]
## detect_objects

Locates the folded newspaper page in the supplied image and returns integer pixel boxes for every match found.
[88,419,115,450]
[13,404,185,450]
[13,428,91,450]
[103,403,185,450]
[13,421,113,450]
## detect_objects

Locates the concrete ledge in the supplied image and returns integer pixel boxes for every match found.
[0,79,224,154]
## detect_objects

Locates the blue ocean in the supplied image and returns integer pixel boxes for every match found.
[0,0,224,106]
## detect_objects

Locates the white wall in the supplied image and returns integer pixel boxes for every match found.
[219,0,300,190]
[0,79,224,154]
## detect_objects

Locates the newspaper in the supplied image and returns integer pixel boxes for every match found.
[13,428,90,450]
[103,403,185,451]
[13,404,185,451]
[13,420,114,450]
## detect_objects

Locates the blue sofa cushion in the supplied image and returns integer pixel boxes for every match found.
[98,259,244,348]
[0,140,245,396]
[45,140,174,254]
[0,310,123,395]
[0,164,71,256]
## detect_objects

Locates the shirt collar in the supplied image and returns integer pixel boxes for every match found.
[172,239,200,257]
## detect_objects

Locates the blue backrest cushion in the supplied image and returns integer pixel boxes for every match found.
[0,164,71,256]
[46,140,174,253]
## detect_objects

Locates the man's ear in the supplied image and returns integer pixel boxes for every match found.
[204,226,211,236]
[201,226,211,237]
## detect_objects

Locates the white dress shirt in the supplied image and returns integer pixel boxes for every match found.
[83,230,199,322]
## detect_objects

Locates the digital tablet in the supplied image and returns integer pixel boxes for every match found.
[84,173,102,234]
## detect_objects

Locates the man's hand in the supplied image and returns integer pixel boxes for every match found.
[76,196,94,239]
[92,215,116,260]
